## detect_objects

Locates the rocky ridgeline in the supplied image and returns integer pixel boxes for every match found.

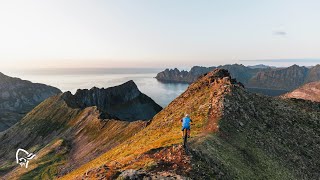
[188,70,320,179]
[0,72,61,131]
[156,64,320,92]
[61,80,162,121]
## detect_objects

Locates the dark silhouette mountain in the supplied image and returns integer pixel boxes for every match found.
[61,80,162,121]
[0,72,61,131]
[60,69,320,180]
[0,81,162,179]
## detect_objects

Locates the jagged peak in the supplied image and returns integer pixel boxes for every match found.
[61,80,141,108]
[63,80,139,98]
[61,80,162,121]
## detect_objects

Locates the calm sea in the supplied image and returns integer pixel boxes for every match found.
[4,68,189,107]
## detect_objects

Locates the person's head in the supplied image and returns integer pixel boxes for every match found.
[185,114,189,118]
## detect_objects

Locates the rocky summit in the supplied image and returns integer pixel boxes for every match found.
[62,69,320,180]
[0,72,61,131]
[0,81,162,179]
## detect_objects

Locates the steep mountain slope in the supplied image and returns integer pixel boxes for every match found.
[282,81,320,102]
[0,81,162,179]
[0,72,61,131]
[248,65,309,90]
[305,65,320,83]
[64,69,320,180]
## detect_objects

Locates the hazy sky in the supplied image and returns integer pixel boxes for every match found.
[1,0,320,69]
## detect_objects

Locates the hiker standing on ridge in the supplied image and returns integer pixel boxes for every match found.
[181,114,192,138]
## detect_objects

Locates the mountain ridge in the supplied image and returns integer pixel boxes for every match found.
[0,72,61,131]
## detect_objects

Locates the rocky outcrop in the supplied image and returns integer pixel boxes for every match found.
[0,72,61,131]
[61,80,162,121]
[281,81,320,102]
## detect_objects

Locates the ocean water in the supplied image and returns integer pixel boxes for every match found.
[4,68,189,107]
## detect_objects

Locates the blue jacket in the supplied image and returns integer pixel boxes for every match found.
[182,117,192,127]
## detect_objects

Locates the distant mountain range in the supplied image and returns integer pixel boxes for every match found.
[247,64,277,69]
[155,64,320,96]
[0,72,61,131]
